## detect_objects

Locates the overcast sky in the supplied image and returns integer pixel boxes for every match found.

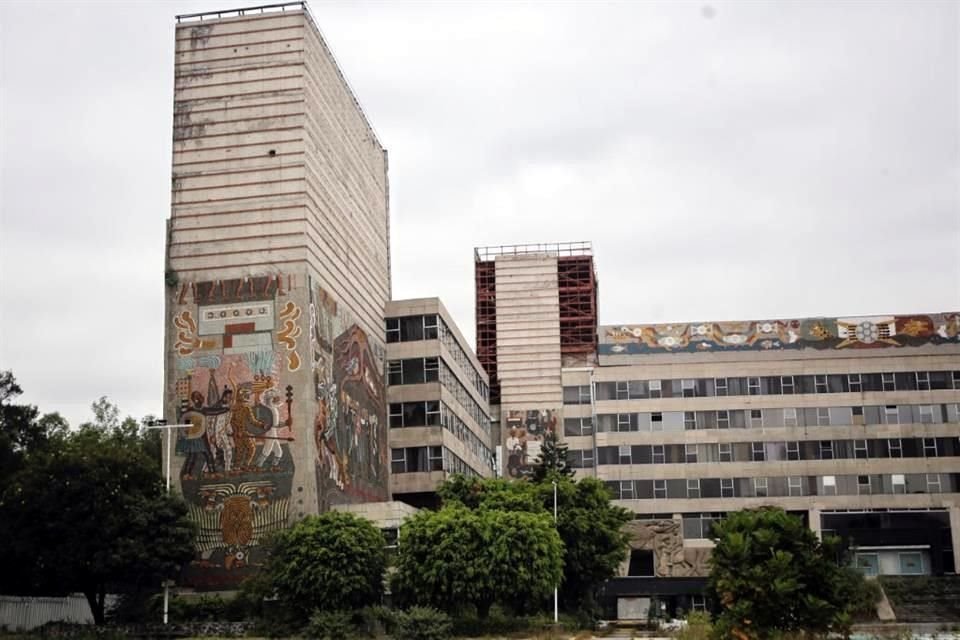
[1,0,958,427]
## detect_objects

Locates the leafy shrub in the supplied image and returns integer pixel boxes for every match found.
[305,609,355,640]
[358,605,395,637]
[674,611,712,640]
[393,606,453,640]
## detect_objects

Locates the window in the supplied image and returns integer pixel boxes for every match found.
[892,474,906,494]
[719,443,733,462]
[751,442,765,462]
[423,314,439,339]
[649,379,662,398]
[919,405,935,424]
[882,373,896,392]
[781,375,795,395]
[822,475,837,495]
[580,449,594,468]
[654,480,667,499]
[853,405,864,418]
[429,445,443,471]
[916,371,930,391]
[691,595,707,612]
[615,381,629,400]
[618,445,632,465]
[854,440,868,459]
[857,553,880,577]
[788,476,803,496]
[820,441,834,460]
[754,477,768,497]
[717,410,730,429]
[651,412,663,431]
[815,374,828,394]
[817,407,831,426]
[888,438,903,458]
[884,405,899,425]
[687,479,701,498]
[927,474,942,493]
[386,317,400,343]
[684,411,698,430]
[954,371,960,390]
[715,377,728,396]
[424,357,439,382]
[620,480,634,499]
[617,413,633,433]
[563,385,592,405]
[751,409,764,428]
[721,478,734,498]
[783,407,797,427]
[899,552,925,575]
[389,403,403,427]
[786,441,800,461]
[652,445,665,464]
[426,400,441,425]
[848,374,862,392]
[685,444,698,463]
[682,379,696,398]
[748,377,761,395]
[390,448,406,474]
[857,475,871,495]
[923,438,937,457]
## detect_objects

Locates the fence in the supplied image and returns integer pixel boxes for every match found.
[0,594,96,631]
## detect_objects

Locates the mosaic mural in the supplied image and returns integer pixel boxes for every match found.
[600,313,960,355]
[171,276,296,590]
[503,409,558,479]
[310,280,388,509]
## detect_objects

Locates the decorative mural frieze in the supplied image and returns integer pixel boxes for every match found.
[621,519,710,578]
[503,409,558,479]
[600,313,960,355]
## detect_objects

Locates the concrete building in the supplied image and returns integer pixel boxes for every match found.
[385,298,496,508]
[162,3,390,590]
[475,245,960,619]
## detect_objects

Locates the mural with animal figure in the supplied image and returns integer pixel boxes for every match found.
[310,279,388,509]
[171,275,298,590]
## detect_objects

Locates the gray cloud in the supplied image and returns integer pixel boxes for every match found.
[1,0,957,427]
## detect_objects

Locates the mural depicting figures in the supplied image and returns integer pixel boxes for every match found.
[310,281,388,509]
[503,409,558,479]
[601,313,960,355]
[170,276,297,590]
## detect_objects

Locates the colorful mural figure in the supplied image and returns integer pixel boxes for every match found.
[171,276,296,590]
[504,409,558,479]
[309,281,388,509]
[601,313,960,355]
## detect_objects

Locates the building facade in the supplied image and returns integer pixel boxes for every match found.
[475,246,960,618]
[163,4,390,590]
[385,298,496,508]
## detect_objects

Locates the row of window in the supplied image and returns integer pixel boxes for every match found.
[593,403,960,433]
[390,446,482,478]
[567,370,960,404]
[604,473,960,500]
[386,357,491,430]
[594,437,960,465]
[386,314,489,400]
[387,400,495,469]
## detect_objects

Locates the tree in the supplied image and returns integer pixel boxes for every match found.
[0,371,67,484]
[392,504,563,618]
[437,475,629,615]
[708,507,868,639]
[255,511,386,618]
[532,429,574,481]
[0,395,195,624]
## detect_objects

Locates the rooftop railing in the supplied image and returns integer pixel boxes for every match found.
[474,241,593,262]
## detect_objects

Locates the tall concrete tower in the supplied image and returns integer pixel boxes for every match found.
[163,3,390,590]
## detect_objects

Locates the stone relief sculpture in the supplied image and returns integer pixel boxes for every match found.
[621,519,710,578]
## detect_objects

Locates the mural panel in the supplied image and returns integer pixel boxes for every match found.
[503,409,558,479]
[310,280,388,509]
[171,276,297,590]
[600,313,960,355]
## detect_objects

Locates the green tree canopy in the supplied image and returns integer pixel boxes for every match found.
[708,507,869,639]
[434,474,629,616]
[0,391,195,624]
[531,429,574,482]
[392,503,563,618]
[255,510,386,618]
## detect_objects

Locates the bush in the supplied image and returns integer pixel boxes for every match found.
[358,605,394,637]
[305,609,355,640]
[393,606,453,640]
[673,611,712,640]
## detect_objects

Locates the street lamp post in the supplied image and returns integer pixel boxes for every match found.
[143,419,192,625]
[552,479,558,624]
